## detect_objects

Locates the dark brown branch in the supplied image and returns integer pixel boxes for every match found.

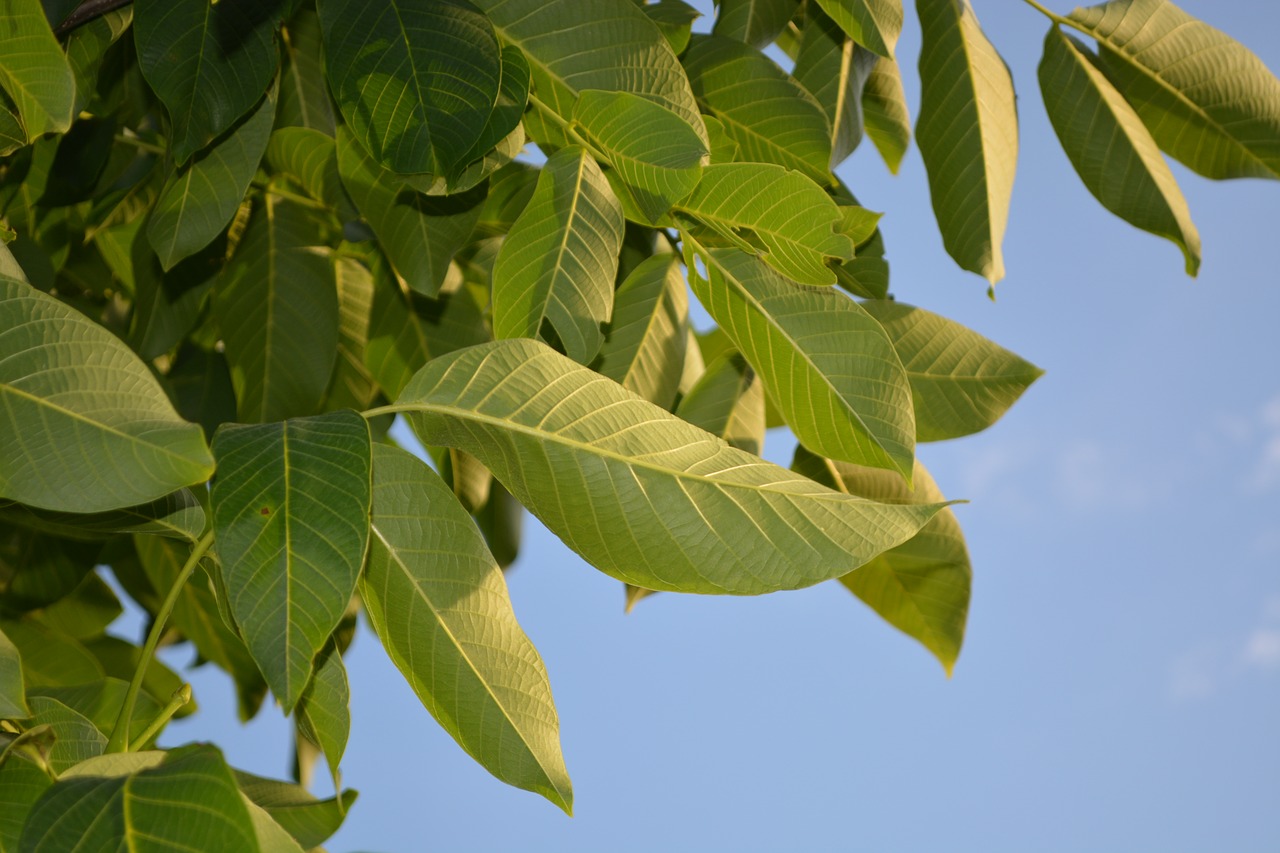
[54,0,133,38]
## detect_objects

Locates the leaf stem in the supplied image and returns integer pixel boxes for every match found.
[1018,0,1072,28]
[106,530,214,753]
[249,180,333,213]
[113,133,165,156]
[527,96,613,167]
[129,684,192,751]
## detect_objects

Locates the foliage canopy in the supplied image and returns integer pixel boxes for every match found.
[1,0,1276,845]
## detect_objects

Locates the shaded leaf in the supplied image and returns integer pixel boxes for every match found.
[277,9,335,134]
[0,748,52,851]
[475,480,522,570]
[0,620,103,688]
[675,352,765,455]
[441,448,492,515]
[0,626,27,719]
[26,696,105,773]
[325,254,379,411]
[0,277,215,513]
[643,0,701,54]
[794,7,869,167]
[0,0,74,140]
[81,635,196,719]
[593,253,689,409]
[362,443,572,812]
[915,0,1018,283]
[295,638,349,792]
[27,678,160,744]
[234,770,357,849]
[167,344,239,441]
[401,339,943,594]
[266,127,355,221]
[0,526,97,612]
[210,411,371,712]
[30,573,119,640]
[860,51,910,173]
[713,0,800,48]
[0,489,206,543]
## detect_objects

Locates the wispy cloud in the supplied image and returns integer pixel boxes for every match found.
[1169,594,1280,700]
[1242,628,1280,671]
[1055,440,1163,512]
[1246,395,1280,493]
[1168,646,1219,701]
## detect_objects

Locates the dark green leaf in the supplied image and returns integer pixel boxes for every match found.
[128,227,223,362]
[813,0,903,57]
[0,750,51,851]
[860,51,910,173]
[30,573,119,640]
[0,526,97,612]
[27,678,160,742]
[266,127,355,221]
[26,696,105,773]
[794,7,869,167]
[0,489,206,544]
[277,9,335,134]
[643,0,701,54]
[81,635,196,719]
[295,638,349,791]
[0,620,103,688]
[0,625,28,718]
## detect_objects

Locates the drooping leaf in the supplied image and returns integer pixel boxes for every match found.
[713,0,800,48]
[0,619,103,688]
[1068,0,1280,181]
[675,352,765,455]
[474,0,707,149]
[860,51,910,173]
[813,0,903,57]
[915,0,1018,284]
[491,146,624,364]
[26,696,106,773]
[233,770,357,849]
[148,84,277,271]
[1039,27,1200,273]
[277,9,335,134]
[20,744,261,853]
[294,638,349,792]
[443,45,531,189]
[0,0,74,141]
[0,489,206,543]
[362,443,572,812]
[210,411,371,713]
[684,241,915,477]
[325,254,379,411]
[337,126,484,298]
[400,338,942,594]
[794,7,869,167]
[0,277,215,513]
[676,164,855,287]
[793,445,970,673]
[214,196,339,423]
[643,0,701,54]
[860,300,1043,442]
[0,625,28,719]
[572,90,708,225]
[683,34,833,185]
[593,253,689,409]
[318,0,501,175]
[133,0,282,164]
[441,448,492,515]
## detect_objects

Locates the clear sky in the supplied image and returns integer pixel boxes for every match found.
[135,2,1280,850]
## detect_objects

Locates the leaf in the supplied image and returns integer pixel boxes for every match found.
[30,573,120,639]
[474,0,706,148]
[400,338,943,594]
[713,0,800,48]
[0,277,215,513]
[245,799,306,853]
[572,90,708,225]
[324,254,379,411]
[0,626,28,719]
[793,446,969,673]
[210,411,371,713]
[128,230,222,362]
[0,526,97,612]
[294,638,349,792]
[475,481,522,570]
[337,126,484,298]
[64,8,132,116]
[148,84,278,271]
[277,9,335,134]
[684,241,915,477]
[214,196,339,423]
[860,51,911,173]
[1039,27,1200,273]
[27,678,160,742]
[233,770,357,849]
[0,489,206,543]
[443,45,531,189]
[20,744,261,853]
[133,0,282,164]
[266,127,356,221]
[675,352,765,455]
[441,448,492,515]
[361,443,572,813]
[813,0,903,58]
[167,344,239,441]
[0,748,51,851]
[318,0,501,176]
[683,34,833,185]
[26,696,106,773]
[81,635,196,720]
[1067,0,1280,181]
[643,0,701,54]
[0,95,24,158]
[915,0,1018,284]
[0,620,103,688]
[794,7,869,167]
[0,0,74,140]
[593,253,689,409]
[491,146,624,365]
[860,300,1043,442]
[674,164,854,286]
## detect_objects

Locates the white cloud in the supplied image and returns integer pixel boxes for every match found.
[1246,395,1280,493]
[1243,628,1280,671]
[1056,441,1155,512]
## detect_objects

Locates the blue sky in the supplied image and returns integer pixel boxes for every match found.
[135,2,1280,850]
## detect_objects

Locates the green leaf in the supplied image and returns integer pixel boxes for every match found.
[860,300,1044,442]
[474,0,707,148]
[684,241,915,477]
[30,573,120,640]
[277,10,335,134]
[675,164,855,287]
[683,34,833,185]
[325,254,379,411]
[0,277,215,513]
[135,535,267,722]
[318,0,501,175]
[148,84,277,271]
[65,8,132,117]
[491,146,624,364]
[0,749,51,851]
[362,443,572,813]
[675,352,765,455]
[593,253,689,409]
[133,0,281,164]
[0,95,24,158]
[214,196,339,423]
[860,52,910,173]
[82,635,196,720]
[793,446,969,673]
[0,620,103,688]
[475,481,522,570]
[1067,0,1280,181]
[572,90,708,225]
[1039,27,1200,274]
[0,626,28,719]
[245,799,306,853]
[0,0,74,141]
[26,696,106,773]
[0,526,97,613]
[128,231,222,362]
[441,448,492,515]
[210,411,371,713]
[0,489,206,543]
[266,127,355,221]
[20,744,261,853]
[294,638,349,792]
[234,770,356,849]
[167,344,239,442]
[443,45,531,188]
[400,338,942,594]
[794,7,869,167]
[27,678,160,742]
[915,0,1018,284]
[713,0,800,48]
[337,126,484,298]
[813,0,903,57]
[643,0,701,54]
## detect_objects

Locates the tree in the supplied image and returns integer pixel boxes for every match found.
[0,0,1276,847]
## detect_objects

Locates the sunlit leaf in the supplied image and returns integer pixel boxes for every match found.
[593,253,688,409]
[675,352,765,455]
[644,0,701,53]
[860,51,910,173]
[26,695,105,773]
[794,6,869,167]
[295,638,349,792]
[814,0,903,58]
[713,0,799,48]
[0,0,74,140]
[234,770,357,850]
